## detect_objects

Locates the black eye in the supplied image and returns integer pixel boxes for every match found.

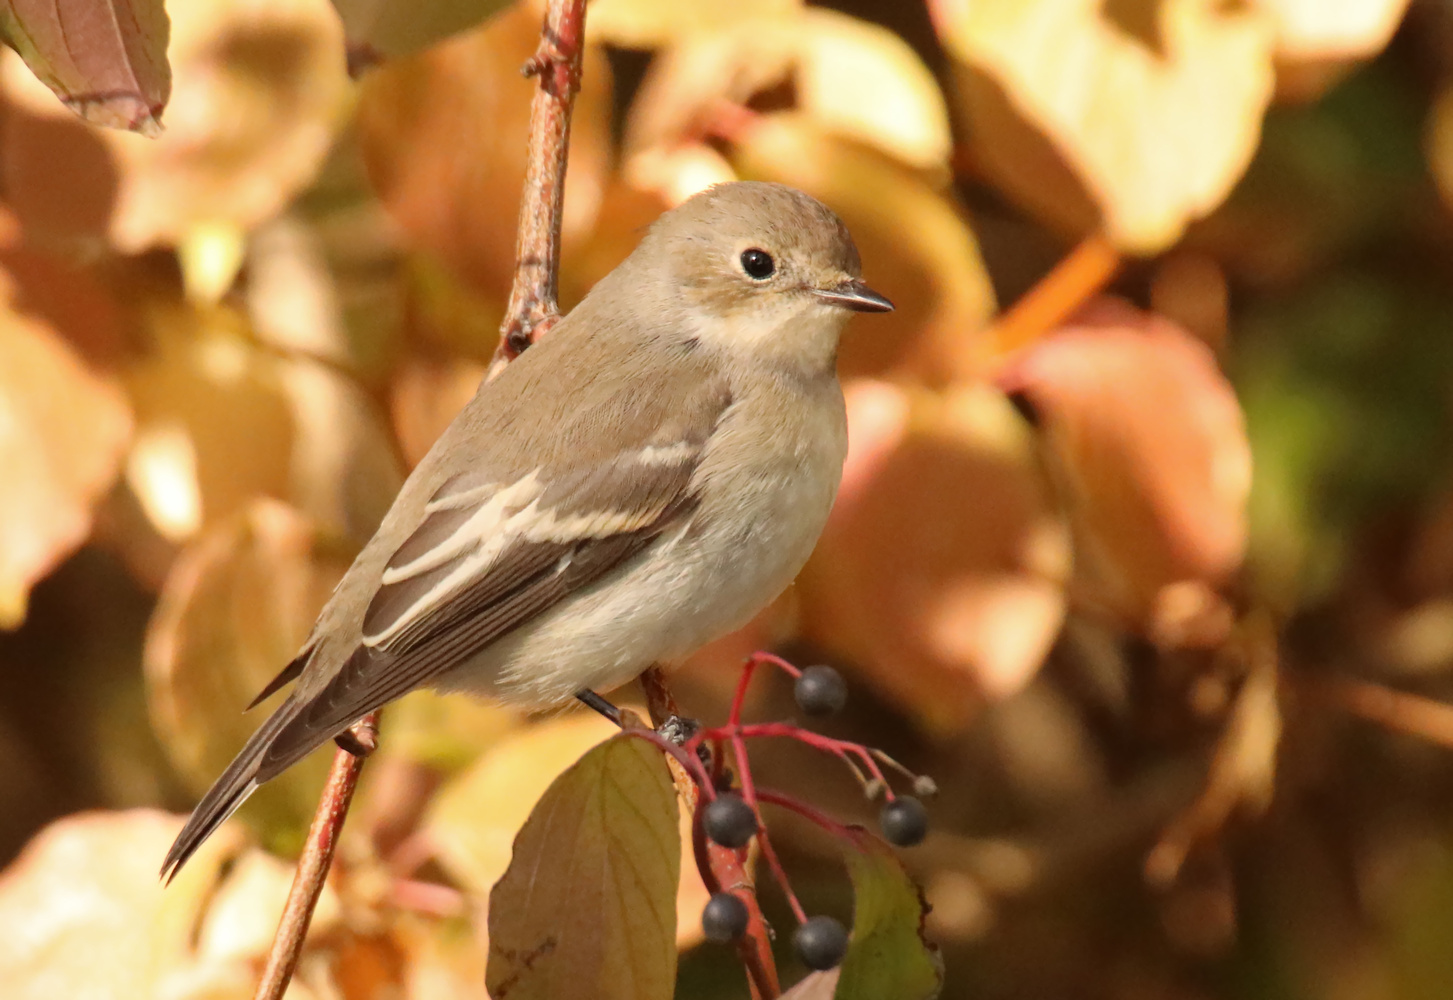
[740,248,775,280]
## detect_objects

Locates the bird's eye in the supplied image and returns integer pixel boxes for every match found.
[740,248,775,280]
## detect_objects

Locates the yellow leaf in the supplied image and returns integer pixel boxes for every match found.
[143,500,349,850]
[588,0,801,49]
[357,3,612,305]
[0,286,131,628]
[484,732,679,1000]
[931,0,1276,253]
[627,8,951,174]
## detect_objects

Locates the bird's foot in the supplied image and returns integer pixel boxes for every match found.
[334,722,378,757]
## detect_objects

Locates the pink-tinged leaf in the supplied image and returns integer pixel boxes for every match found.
[997,297,1252,648]
[0,0,169,132]
[485,732,680,1000]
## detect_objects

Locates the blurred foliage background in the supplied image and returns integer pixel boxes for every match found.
[6,0,1453,997]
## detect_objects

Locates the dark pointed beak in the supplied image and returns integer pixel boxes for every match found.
[813,279,894,313]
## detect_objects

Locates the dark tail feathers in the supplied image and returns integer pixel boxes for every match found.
[160,696,300,883]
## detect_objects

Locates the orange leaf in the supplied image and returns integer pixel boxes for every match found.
[997,298,1251,646]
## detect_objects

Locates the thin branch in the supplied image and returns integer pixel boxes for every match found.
[490,0,589,370]
[642,666,781,1000]
[988,233,1121,356]
[253,712,379,1000]
[1305,673,1453,751]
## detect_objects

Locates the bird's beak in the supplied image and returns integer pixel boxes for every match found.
[813,279,894,313]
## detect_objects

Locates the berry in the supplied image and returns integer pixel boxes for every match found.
[794,665,847,717]
[702,892,750,943]
[879,795,929,847]
[703,793,758,848]
[794,915,849,970]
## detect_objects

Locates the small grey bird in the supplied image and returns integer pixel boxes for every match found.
[161,181,892,880]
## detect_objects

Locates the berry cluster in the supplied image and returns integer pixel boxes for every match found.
[635,653,936,974]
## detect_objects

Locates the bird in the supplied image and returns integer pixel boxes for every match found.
[161,180,893,881]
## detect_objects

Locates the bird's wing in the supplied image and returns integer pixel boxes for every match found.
[251,397,729,782]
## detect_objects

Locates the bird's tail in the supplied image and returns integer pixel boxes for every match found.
[160,696,300,883]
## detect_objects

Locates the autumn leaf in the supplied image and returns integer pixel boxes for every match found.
[1254,0,1410,100]
[143,500,351,851]
[587,0,801,49]
[330,0,512,65]
[0,285,131,627]
[625,7,951,176]
[835,830,943,1000]
[484,731,680,1000]
[0,0,349,252]
[0,810,244,1000]
[997,298,1251,648]
[931,0,1276,254]
[357,3,612,304]
[798,380,1069,734]
[0,0,170,132]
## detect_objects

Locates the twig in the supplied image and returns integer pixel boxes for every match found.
[1306,673,1453,751]
[490,0,589,370]
[253,713,379,1000]
[988,233,1121,356]
[642,666,781,1000]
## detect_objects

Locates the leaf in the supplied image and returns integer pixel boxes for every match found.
[930,0,1275,254]
[0,281,131,627]
[781,970,839,999]
[143,500,350,851]
[798,380,1069,733]
[0,0,170,132]
[428,714,710,949]
[330,0,512,64]
[996,298,1251,647]
[626,8,952,174]
[835,830,943,1000]
[357,3,612,303]
[484,731,680,1000]
[730,114,995,382]
[0,0,350,252]
[587,0,801,49]
[0,809,245,1000]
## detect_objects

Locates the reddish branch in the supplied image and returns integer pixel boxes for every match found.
[254,1,590,995]
[253,712,378,1000]
[492,0,589,366]
[642,667,781,999]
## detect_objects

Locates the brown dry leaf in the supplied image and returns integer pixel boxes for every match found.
[931,0,1275,254]
[798,380,1070,735]
[626,8,951,177]
[587,0,800,49]
[357,3,611,300]
[0,282,131,627]
[0,809,246,1000]
[1426,86,1453,220]
[732,114,995,383]
[426,713,710,949]
[143,499,349,847]
[0,0,349,252]
[484,732,679,1000]
[1254,0,1410,101]
[997,298,1251,648]
[0,0,170,131]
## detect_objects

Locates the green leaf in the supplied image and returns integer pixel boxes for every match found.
[0,0,169,133]
[330,0,513,66]
[834,830,942,1000]
[486,733,680,1000]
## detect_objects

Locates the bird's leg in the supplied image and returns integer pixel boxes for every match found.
[333,718,379,757]
[576,688,623,725]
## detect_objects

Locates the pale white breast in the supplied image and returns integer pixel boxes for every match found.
[438,375,848,708]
